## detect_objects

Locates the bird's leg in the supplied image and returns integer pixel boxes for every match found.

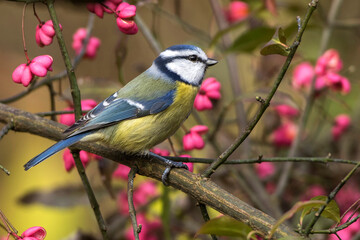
[148,151,188,186]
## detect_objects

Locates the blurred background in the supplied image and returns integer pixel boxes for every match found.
[1,0,360,239]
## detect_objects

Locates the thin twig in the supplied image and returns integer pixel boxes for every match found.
[0,122,12,175]
[201,0,319,178]
[167,156,360,166]
[275,0,344,198]
[46,2,108,239]
[303,161,360,236]
[135,14,161,55]
[0,210,18,235]
[308,213,360,235]
[36,110,88,117]
[128,167,141,240]
[198,204,218,240]
[147,4,211,43]
[209,0,248,144]
[21,2,30,63]
[46,83,56,121]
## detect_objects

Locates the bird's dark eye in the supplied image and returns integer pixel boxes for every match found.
[188,55,198,62]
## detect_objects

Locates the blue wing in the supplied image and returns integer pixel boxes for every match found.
[24,89,175,170]
[65,89,176,137]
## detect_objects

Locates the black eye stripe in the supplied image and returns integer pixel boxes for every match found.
[157,55,206,64]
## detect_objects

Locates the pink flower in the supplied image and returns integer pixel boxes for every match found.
[332,114,351,141]
[194,77,221,111]
[328,211,360,240]
[117,181,159,214]
[115,2,138,34]
[292,62,315,90]
[314,75,328,92]
[87,0,122,18]
[59,99,98,126]
[12,64,33,87]
[271,122,298,147]
[183,125,209,151]
[63,148,90,172]
[12,55,53,87]
[87,2,105,18]
[150,148,170,157]
[21,226,46,240]
[225,1,249,23]
[29,55,53,77]
[255,162,275,179]
[315,49,343,76]
[179,154,194,172]
[274,105,299,119]
[301,185,326,200]
[324,72,351,94]
[112,164,131,180]
[35,20,62,47]
[133,181,158,206]
[72,28,101,59]
[125,214,163,240]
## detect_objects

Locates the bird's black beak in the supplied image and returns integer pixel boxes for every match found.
[206,58,218,67]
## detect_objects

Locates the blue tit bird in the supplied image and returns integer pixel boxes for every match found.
[24,44,218,184]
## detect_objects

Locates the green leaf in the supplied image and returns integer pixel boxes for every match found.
[260,27,290,56]
[300,196,341,224]
[227,26,275,53]
[196,215,254,238]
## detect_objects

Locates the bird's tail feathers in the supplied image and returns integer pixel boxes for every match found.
[24,133,87,170]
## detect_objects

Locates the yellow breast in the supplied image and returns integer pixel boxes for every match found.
[101,82,199,153]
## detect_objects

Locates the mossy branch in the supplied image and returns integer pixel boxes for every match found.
[0,102,300,239]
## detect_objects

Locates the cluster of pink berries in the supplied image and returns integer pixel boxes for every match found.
[87,0,138,34]
[291,49,352,141]
[12,1,138,88]
[12,16,59,87]
[2,226,46,240]
[72,28,101,59]
[182,77,221,153]
[194,77,221,111]
[183,125,209,151]
[270,104,299,148]
[12,55,53,87]
[332,114,351,141]
[36,20,62,47]
[293,49,350,95]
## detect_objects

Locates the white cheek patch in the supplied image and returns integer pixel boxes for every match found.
[166,59,205,85]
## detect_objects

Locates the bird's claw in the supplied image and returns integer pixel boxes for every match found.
[148,151,188,185]
[161,162,188,186]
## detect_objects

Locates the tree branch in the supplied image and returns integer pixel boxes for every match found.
[0,103,300,239]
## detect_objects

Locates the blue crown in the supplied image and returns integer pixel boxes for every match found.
[165,44,200,52]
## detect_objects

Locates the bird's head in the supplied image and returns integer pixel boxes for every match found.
[147,45,218,86]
